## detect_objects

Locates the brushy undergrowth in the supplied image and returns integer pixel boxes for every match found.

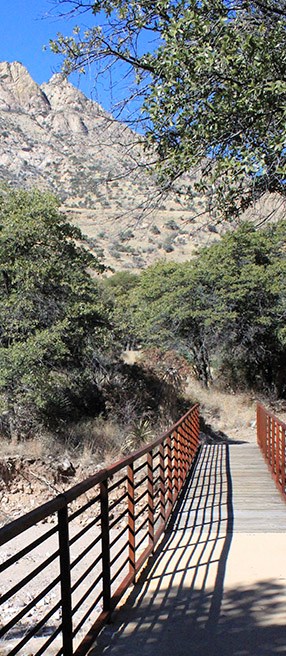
[0,350,191,462]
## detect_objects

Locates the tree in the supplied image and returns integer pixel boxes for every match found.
[113,260,214,386]
[51,0,286,219]
[113,220,286,395]
[0,188,108,437]
[195,221,286,394]
[102,271,139,349]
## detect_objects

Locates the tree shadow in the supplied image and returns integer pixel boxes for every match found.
[200,417,248,444]
[94,580,286,656]
[90,444,286,655]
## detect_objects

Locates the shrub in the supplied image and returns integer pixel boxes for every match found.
[165,219,179,231]
[150,225,161,235]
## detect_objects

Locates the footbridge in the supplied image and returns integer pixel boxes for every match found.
[0,404,285,656]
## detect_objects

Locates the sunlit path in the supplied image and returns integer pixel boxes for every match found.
[92,443,286,656]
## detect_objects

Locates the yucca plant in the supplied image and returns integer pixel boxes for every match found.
[122,418,154,453]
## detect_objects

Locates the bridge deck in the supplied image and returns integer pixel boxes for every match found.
[91,443,286,656]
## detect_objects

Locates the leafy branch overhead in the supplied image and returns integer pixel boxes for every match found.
[51,0,286,219]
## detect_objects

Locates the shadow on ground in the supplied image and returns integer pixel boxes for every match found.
[90,445,286,656]
[200,417,248,444]
[93,579,286,656]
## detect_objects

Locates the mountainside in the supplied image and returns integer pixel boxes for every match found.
[0,61,282,271]
[0,61,144,202]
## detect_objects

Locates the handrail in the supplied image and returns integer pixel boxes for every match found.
[257,403,286,499]
[0,403,200,656]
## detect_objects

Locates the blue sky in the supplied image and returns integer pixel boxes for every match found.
[0,0,119,108]
[1,2,69,83]
[0,1,158,124]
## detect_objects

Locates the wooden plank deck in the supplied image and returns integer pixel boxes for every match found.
[229,443,286,532]
[91,443,286,656]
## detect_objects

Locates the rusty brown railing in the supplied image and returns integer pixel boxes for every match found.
[0,404,200,656]
[257,403,286,499]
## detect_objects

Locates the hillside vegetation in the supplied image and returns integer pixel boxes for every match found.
[106,221,286,397]
[0,188,285,456]
[1,0,285,459]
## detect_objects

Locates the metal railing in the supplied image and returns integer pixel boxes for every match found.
[257,403,286,499]
[0,404,200,656]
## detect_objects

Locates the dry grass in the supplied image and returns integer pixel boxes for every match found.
[64,416,124,466]
[185,377,258,443]
[0,416,123,465]
[0,378,285,468]
[0,431,57,460]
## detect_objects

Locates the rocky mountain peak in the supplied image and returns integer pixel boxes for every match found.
[0,61,50,115]
[41,73,93,113]
[0,61,245,272]
[0,60,143,208]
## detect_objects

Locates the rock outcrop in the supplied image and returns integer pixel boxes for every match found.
[0,61,278,271]
[0,61,145,206]
[0,61,51,114]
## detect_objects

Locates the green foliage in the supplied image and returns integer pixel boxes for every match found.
[102,271,139,348]
[115,221,286,396]
[196,222,286,393]
[0,188,108,434]
[104,271,139,295]
[145,1,286,218]
[51,0,286,219]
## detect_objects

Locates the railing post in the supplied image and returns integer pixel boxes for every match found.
[159,443,166,525]
[100,479,111,614]
[262,406,266,453]
[275,420,280,487]
[195,405,200,453]
[281,427,286,495]
[58,505,73,656]
[173,430,179,502]
[147,451,154,548]
[181,424,188,480]
[166,435,173,513]
[266,414,271,462]
[186,407,198,465]
[127,463,135,582]
[177,428,182,492]
[271,417,276,472]
[185,417,191,469]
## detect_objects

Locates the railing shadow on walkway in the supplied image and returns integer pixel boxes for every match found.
[91,444,286,656]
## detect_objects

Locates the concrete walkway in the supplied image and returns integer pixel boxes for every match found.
[90,443,286,656]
